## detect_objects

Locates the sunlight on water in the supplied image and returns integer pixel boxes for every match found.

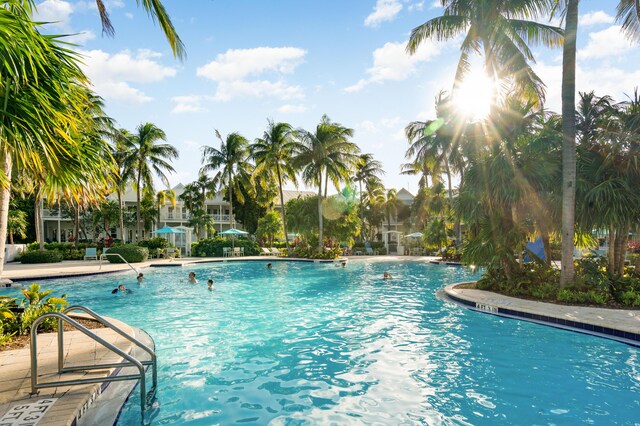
[3,260,638,425]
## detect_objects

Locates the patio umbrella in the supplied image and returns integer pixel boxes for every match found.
[406,232,423,238]
[152,226,186,234]
[218,228,249,248]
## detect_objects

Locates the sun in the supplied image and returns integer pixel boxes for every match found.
[453,71,494,121]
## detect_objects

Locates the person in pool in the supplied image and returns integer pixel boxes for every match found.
[112,284,133,294]
[207,279,214,290]
[188,272,198,284]
[136,273,144,284]
[383,271,392,280]
[266,263,272,270]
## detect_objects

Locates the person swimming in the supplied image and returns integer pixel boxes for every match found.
[112,284,133,294]
[383,271,392,279]
[188,272,198,284]
[207,279,214,290]
[266,263,272,270]
[136,273,144,284]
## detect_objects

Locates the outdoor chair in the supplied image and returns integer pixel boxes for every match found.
[84,247,98,260]
[270,247,281,256]
[99,247,109,260]
[223,247,231,257]
[260,247,272,256]
[233,247,241,257]
[165,247,176,261]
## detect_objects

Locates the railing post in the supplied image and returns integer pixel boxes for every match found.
[58,318,64,372]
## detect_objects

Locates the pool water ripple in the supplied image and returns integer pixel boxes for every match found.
[2,260,638,425]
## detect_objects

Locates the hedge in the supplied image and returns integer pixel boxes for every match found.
[192,237,260,257]
[105,245,149,263]
[20,250,63,264]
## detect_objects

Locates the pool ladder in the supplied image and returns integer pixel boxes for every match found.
[29,305,157,418]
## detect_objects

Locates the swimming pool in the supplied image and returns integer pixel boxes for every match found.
[3,260,639,424]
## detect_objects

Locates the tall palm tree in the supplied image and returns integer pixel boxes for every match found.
[407,0,562,104]
[0,0,93,273]
[93,0,185,60]
[122,123,178,242]
[156,189,177,228]
[353,153,385,240]
[252,120,301,251]
[112,129,135,242]
[296,115,359,252]
[201,130,251,230]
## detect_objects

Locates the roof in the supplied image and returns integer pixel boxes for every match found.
[280,189,315,204]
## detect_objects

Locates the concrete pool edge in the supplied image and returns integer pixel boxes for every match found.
[441,283,640,347]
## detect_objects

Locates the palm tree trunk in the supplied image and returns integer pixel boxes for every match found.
[136,173,142,243]
[617,224,629,275]
[277,164,290,252]
[0,150,12,276]
[118,190,125,243]
[228,168,234,230]
[560,0,579,286]
[317,182,324,252]
[444,158,453,201]
[608,226,617,274]
[324,172,329,199]
[74,204,80,249]
[35,195,44,252]
[359,180,365,242]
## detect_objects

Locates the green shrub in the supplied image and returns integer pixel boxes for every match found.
[441,248,462,262]
[619,290,640,307]
[137,238,169,250]
[25,242,89,260]
[557,289,610,305]
[20,250,63,264]
[105,245,149,263]
[192,237,260,257]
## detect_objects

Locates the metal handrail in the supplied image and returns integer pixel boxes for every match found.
[61,306,157,391]
[98,252,140,274]
[30,312,150,416]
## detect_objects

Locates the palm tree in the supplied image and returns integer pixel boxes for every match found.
[252,120,301,251]
[353,153,385,240]
[7,210,27,245]
[407,0,562,103]
[156,189,177,228]
[93,0,185,60]
[179,182,204,238]
[383,188,399,243]
[201,131,251,230]
[0,0,93,273]
[112,129,135,242]
[121,123,178,242]
[296,115,359,252]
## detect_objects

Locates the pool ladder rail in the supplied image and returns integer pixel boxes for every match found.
[98,252,140,274]
[29,305,157,418]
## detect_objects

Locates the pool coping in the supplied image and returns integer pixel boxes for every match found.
[442,283,640,347]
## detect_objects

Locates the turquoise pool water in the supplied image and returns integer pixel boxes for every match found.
[3,260,639,424]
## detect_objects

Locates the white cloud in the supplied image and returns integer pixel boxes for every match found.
[345,39,443,92]
[33,0,74,28]
[277,104,307,113]
[125,12,134,19]
[364,0,403,27]
[214,80,304,102]
[78,49,177,103]
[407,1,425,12]
[197,47,306,81]
[578,25,634,59]
[580,11,614,27]
[196,47,307,101]
[429,0,442,9]
[171,95,207,114]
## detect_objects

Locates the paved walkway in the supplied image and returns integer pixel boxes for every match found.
[0,317,136,426]
[444,284,640,343]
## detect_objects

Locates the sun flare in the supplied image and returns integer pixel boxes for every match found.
[453,71,494,120]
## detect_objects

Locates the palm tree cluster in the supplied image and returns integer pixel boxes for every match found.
[183,115,387,253]
[407,0,640,285]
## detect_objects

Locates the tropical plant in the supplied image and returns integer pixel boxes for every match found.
[353,153,385,240]
[156,188,177,228]
[93,0,185,60]
[201,131,251,230]
[406,0,562,103]
[121,123,178,242]
[295,115,359,251]
[19,284,68,334]
[7,210,27,244]
[256,211,284,247]
[105,245,149,263]
[252,120,301,251]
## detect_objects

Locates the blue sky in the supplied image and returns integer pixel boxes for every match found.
[34,0,640,194]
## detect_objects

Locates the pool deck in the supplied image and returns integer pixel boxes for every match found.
[2,257,639,424]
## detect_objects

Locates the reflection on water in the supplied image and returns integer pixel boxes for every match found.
[3,261,637,425]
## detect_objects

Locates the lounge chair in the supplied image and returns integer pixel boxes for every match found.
[260,247,272,256]
[84,247,98,260]
[270,247,281,256]
[165,247,176,260]
[99,247,109,260]
[222,247,231,257]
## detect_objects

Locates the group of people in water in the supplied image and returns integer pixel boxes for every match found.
[113,261,392,294]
